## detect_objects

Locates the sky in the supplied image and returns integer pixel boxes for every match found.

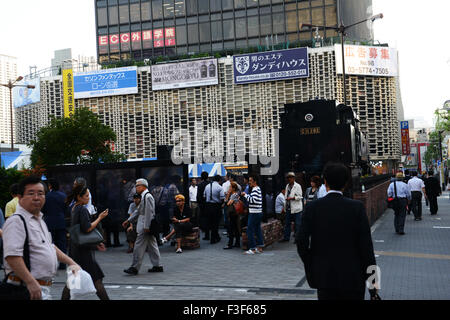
[1,0,449,129]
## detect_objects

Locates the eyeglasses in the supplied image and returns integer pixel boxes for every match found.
[24,192,45,198]
[175,200,184,202]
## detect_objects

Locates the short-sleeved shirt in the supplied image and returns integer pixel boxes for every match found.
[5,197,19,218]
[2,203,58,280]
[204,182,225,203]
[408,177,425,192]
[173,205,192,222]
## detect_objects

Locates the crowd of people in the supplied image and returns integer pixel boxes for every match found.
[4,163,446,300]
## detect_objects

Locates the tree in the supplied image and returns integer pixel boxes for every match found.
[0,167,24,211]
[29,107,126,168]
[423,108,450,167]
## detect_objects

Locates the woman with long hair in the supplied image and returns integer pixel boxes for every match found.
[61,185,110,300]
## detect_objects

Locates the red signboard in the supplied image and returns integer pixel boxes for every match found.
[99,28,176,50]
[401,128,410,155]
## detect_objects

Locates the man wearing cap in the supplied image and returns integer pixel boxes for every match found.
[387,172,411,235]
[281,172,303,242]
[122,178,163,275]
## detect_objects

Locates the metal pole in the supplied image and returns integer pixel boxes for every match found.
[340,29,347,106]
[9,82,14,152]
[439,131,445,191]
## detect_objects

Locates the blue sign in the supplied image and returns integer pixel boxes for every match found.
[13,78,40,108]
[400,121,409,129]
[233,48,309,84]
[74,66,138,99]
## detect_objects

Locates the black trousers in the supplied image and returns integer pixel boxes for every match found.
[226,207,240,246]
[393,198,408,233]
[317,288,365,300]
[410,191,423,219]
[429,195,438,214]
[206,203,222,241]
[174,222,193,239]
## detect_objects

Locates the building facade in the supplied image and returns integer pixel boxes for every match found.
[95,0,373,64]
[0,54,18,145]
[16,46,400,164]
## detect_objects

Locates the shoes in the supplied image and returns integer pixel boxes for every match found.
[414,218,420,221]
[123,267,138,275]
[161,237,168,244]
[148,266,164,272]
[126,247,133,253]
[243,249,255,255]
[176,248,182,253]
[255,249,263,254]
[112,243,123,248]
[398,231,405,235]
[223,245,233,250]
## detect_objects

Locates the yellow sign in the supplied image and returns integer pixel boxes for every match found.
[300,127,321,135]
[62,69,75,118]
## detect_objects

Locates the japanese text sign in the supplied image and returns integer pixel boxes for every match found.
[233,48,309,85]
[335,44,398,77]
[400,121,410,155]
[151,59,218,91]
[63,69,75,118]
[73,66,138,99]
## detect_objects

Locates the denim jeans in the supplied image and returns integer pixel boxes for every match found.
[283,210,301,240]
[247,212,264,250]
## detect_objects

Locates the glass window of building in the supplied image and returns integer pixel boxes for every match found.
[177,46,187,54]
[98,27,108,34]
[176,25,187,45]
[222,0,233,10]
[260,14,271,35]
[223,20,234,40]
[224,40,234,49]
[164,0,174,18]
[188,24,199,43]
[200,44,210,52]
[153,20,163,27]
[211,21,222,41]
[298,9,311,24]
[141,1,151,21]
[248,37,259,47]
[97,0,107,7]
[198,1,209,14]
[175,0,185,16]
[120,25,130,32]
[210,0,221,12]
[235,10,245,18]
[223,11,233,19]
[211,13,221,21]
[186,0,197,16]
[247,16,258,37]
[272,4,283,12]
[109,26,119,33]
[212,42,223,51]
[299,1,309,9]
[119,0,128,4]
[109,6,118,25]
[260,6,271,14]
[108,0,118,5]
[153,0,163,20]
[234,0,245,9]
[97,7,107,26]
[272,0,283,3]
[259,0,270,5]
[131,23,141,31]
[176,17,186,24]
[119,5,129,24]
[310,0,324,8]
[199,22,211,43]
[236,39,247,48]
[130,3,140,22]
[246,0,257,8]
[286,11,297,33]
[325,6,337,26]
[235,18,246,39]
[311,7,324,25]
[325,0,335,5]
[272,13,285,34]
[199,14,209,22]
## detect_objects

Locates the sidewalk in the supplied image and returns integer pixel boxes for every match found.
[369,190,450,299]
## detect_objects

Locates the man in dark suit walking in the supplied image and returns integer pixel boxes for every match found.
[42,178,68,270]
[296,162,379,300]
[424,170,442,215]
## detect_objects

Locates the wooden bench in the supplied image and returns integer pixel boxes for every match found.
[180,227,200,249]
[241,218,283,250]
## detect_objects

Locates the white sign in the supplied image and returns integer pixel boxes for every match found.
[151,58,218,90]
[335,45,398,77]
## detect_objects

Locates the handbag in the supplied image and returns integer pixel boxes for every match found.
[0,215,31,300]
[69,224,104,246]
[233,199,247,215]
[387,180,399,209]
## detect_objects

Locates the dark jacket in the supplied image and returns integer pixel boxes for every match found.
[424,176,441,197]
[296,193,376,291]
[42,190,68,230]
[196,180,209,204]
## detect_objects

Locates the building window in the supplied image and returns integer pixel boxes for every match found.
[210,0,221,12]
[312,7,324,25]
[175,0,185,16]
[188,24,199,43]
[163,0,174,18]
[272,13,285,34]
[119,5,129,24]
[247,16,258,38]
[199,22,211,43]
[222,0,233,10]
[186,0,197,16]
[109,6,118,25]
[130,3,140,22]
[260,14,271,36]
[153,0,163,20]
[247,0,257,8]
[198,0,209,14]
[234,0,245,9]
[141,2,151,21]
[176,25,187,45]
[211,21,222,41]
[235,18,246,39]
[97,7,108,26]
[286,11,297,33]
[223,20,234,40]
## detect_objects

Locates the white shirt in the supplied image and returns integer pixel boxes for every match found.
[189,185,198,202]
[407,176,425,192]
[317,184,328,199]
[222,181,231,195]
[275,192,286,214]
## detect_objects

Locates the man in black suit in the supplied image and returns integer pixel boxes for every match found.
[424,170,442,215]
[196,171,210,240]
[296,162,379,300]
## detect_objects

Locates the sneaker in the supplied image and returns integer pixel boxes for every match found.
[243,249,255,255]
[123,267,138,275]
[161,237,168,244]
[148,266,164,272]
[255,249,263,254]
[176,248,182,253]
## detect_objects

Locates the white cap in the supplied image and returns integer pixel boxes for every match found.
[136,178,148,188]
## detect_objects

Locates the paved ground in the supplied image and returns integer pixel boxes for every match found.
[46,190,450,300]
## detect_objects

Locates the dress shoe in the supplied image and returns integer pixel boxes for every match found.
[123,267,138,275]
[223,245,233,249]
[148,266,164,272]
[398,231,405,235]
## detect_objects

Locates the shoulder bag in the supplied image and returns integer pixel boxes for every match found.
[69,206,104,246]
[387,181,399,209]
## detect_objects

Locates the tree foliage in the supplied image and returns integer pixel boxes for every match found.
[0,167,24,212]
[29,108,126,168]
[423,108,450,166]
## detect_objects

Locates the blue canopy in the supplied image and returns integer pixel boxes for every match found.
[0,151,22,168]
[188,163,227,178]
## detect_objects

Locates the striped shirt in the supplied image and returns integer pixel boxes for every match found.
[244,186,263,213]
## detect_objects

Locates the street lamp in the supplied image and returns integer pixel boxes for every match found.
[301,13,383,106]
[0,76,35,151]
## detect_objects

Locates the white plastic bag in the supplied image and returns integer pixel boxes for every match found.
[66,267,96,300]
[41,286,52,300]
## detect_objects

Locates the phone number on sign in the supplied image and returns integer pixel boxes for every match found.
[347,66,390,75]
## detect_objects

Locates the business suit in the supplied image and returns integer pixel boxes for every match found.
[425,176,441,215]
[296,192,376,300]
